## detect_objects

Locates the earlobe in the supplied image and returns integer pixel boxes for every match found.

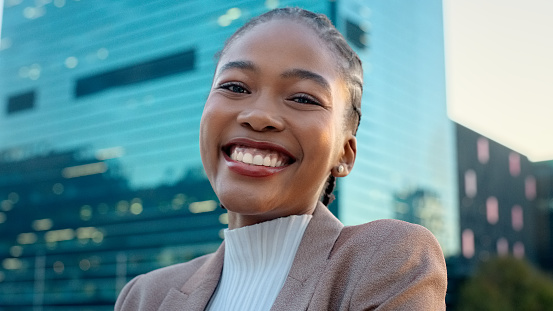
[332,135,357,177]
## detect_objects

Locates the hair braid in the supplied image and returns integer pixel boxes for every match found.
[322,175,336,206]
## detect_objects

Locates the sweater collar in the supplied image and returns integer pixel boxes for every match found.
[167,203,343,311]
[222,214,312,271]
[206,215,312,311]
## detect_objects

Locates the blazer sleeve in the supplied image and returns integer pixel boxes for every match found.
[350,220,447,311]
[114,274,143,311]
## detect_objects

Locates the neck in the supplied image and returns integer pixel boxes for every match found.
[226,203,318,229]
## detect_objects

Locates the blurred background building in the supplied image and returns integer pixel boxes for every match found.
[0,0,551,310]
[337,0,459,258]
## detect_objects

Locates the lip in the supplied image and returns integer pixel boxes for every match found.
[222,138,296,177]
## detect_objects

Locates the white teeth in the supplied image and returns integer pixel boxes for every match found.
[263,155,271,166]
[253,155,264,165]
[242,153,253,164]
[229,147,288,168]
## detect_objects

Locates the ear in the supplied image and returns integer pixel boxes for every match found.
[332,134,357,177]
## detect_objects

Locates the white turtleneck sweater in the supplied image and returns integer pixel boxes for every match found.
[206,214,312,311]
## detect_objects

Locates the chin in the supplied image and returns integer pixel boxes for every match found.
[219,194,273,216]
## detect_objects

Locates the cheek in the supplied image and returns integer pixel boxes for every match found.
[300,119,336,165]
[199,98,221,141]
[199,109,211,155]
[199,97,235,167]
[199,101,220,169]
[310,116,345,166]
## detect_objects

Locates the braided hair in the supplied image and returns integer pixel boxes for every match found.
[218,8,363,206]
[321,175,337,206]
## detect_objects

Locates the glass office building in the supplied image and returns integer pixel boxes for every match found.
[338,0,459,256]
[0,0,459,309]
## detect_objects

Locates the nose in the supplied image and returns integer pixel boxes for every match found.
[236,98,285,132]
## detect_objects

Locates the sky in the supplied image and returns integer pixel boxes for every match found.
[443,0,553,162]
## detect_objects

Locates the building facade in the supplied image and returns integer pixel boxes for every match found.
[337,0,459,257]
[456,124,551,267]
[0,0,460,309]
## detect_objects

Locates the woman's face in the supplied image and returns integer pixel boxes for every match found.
[200,19,356,228]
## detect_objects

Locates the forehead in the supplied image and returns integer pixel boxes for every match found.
[219,19,340,79]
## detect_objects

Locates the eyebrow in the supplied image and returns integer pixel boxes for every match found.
[280,68,331,94]
[217,60,258,75]
[217,61,332,95]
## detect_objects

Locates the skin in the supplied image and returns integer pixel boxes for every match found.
[199,19,357,229]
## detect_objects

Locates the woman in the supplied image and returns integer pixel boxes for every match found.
[115,7,447,310]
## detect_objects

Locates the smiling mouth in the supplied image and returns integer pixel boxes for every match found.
[225,145,294,168]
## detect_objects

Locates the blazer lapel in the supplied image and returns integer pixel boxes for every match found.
[271,203,344,311]
[158,243,225,311]
[157,203,343,311]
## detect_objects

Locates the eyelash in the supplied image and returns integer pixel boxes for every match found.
[290,94,321,106]
[218,82,322,107]
[218,82,250,94]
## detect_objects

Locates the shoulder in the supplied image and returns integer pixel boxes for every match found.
[335,219,446,279]
[336,219,447,310]
[334,218,441,255]
[115,253,212,310]
[138,253,210,286]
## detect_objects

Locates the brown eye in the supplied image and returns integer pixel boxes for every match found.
[219,82,250,94]
[291,94,321,106]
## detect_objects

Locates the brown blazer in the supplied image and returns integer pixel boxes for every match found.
[115,203,447,310]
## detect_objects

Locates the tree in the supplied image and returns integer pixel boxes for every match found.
[457,256,553,311]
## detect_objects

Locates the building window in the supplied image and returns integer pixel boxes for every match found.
[511,205,523,231]
[497,237,509,256]
[462,229,475,259]
[345,19,369,50]
[6,90,36,114]
[513,242,525,258]
[75,48,195,98]
[509,152,521,177]
[477,137,489,164]
[464,169,477,198]
[525,176,537,201]
[486,196,499,224]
